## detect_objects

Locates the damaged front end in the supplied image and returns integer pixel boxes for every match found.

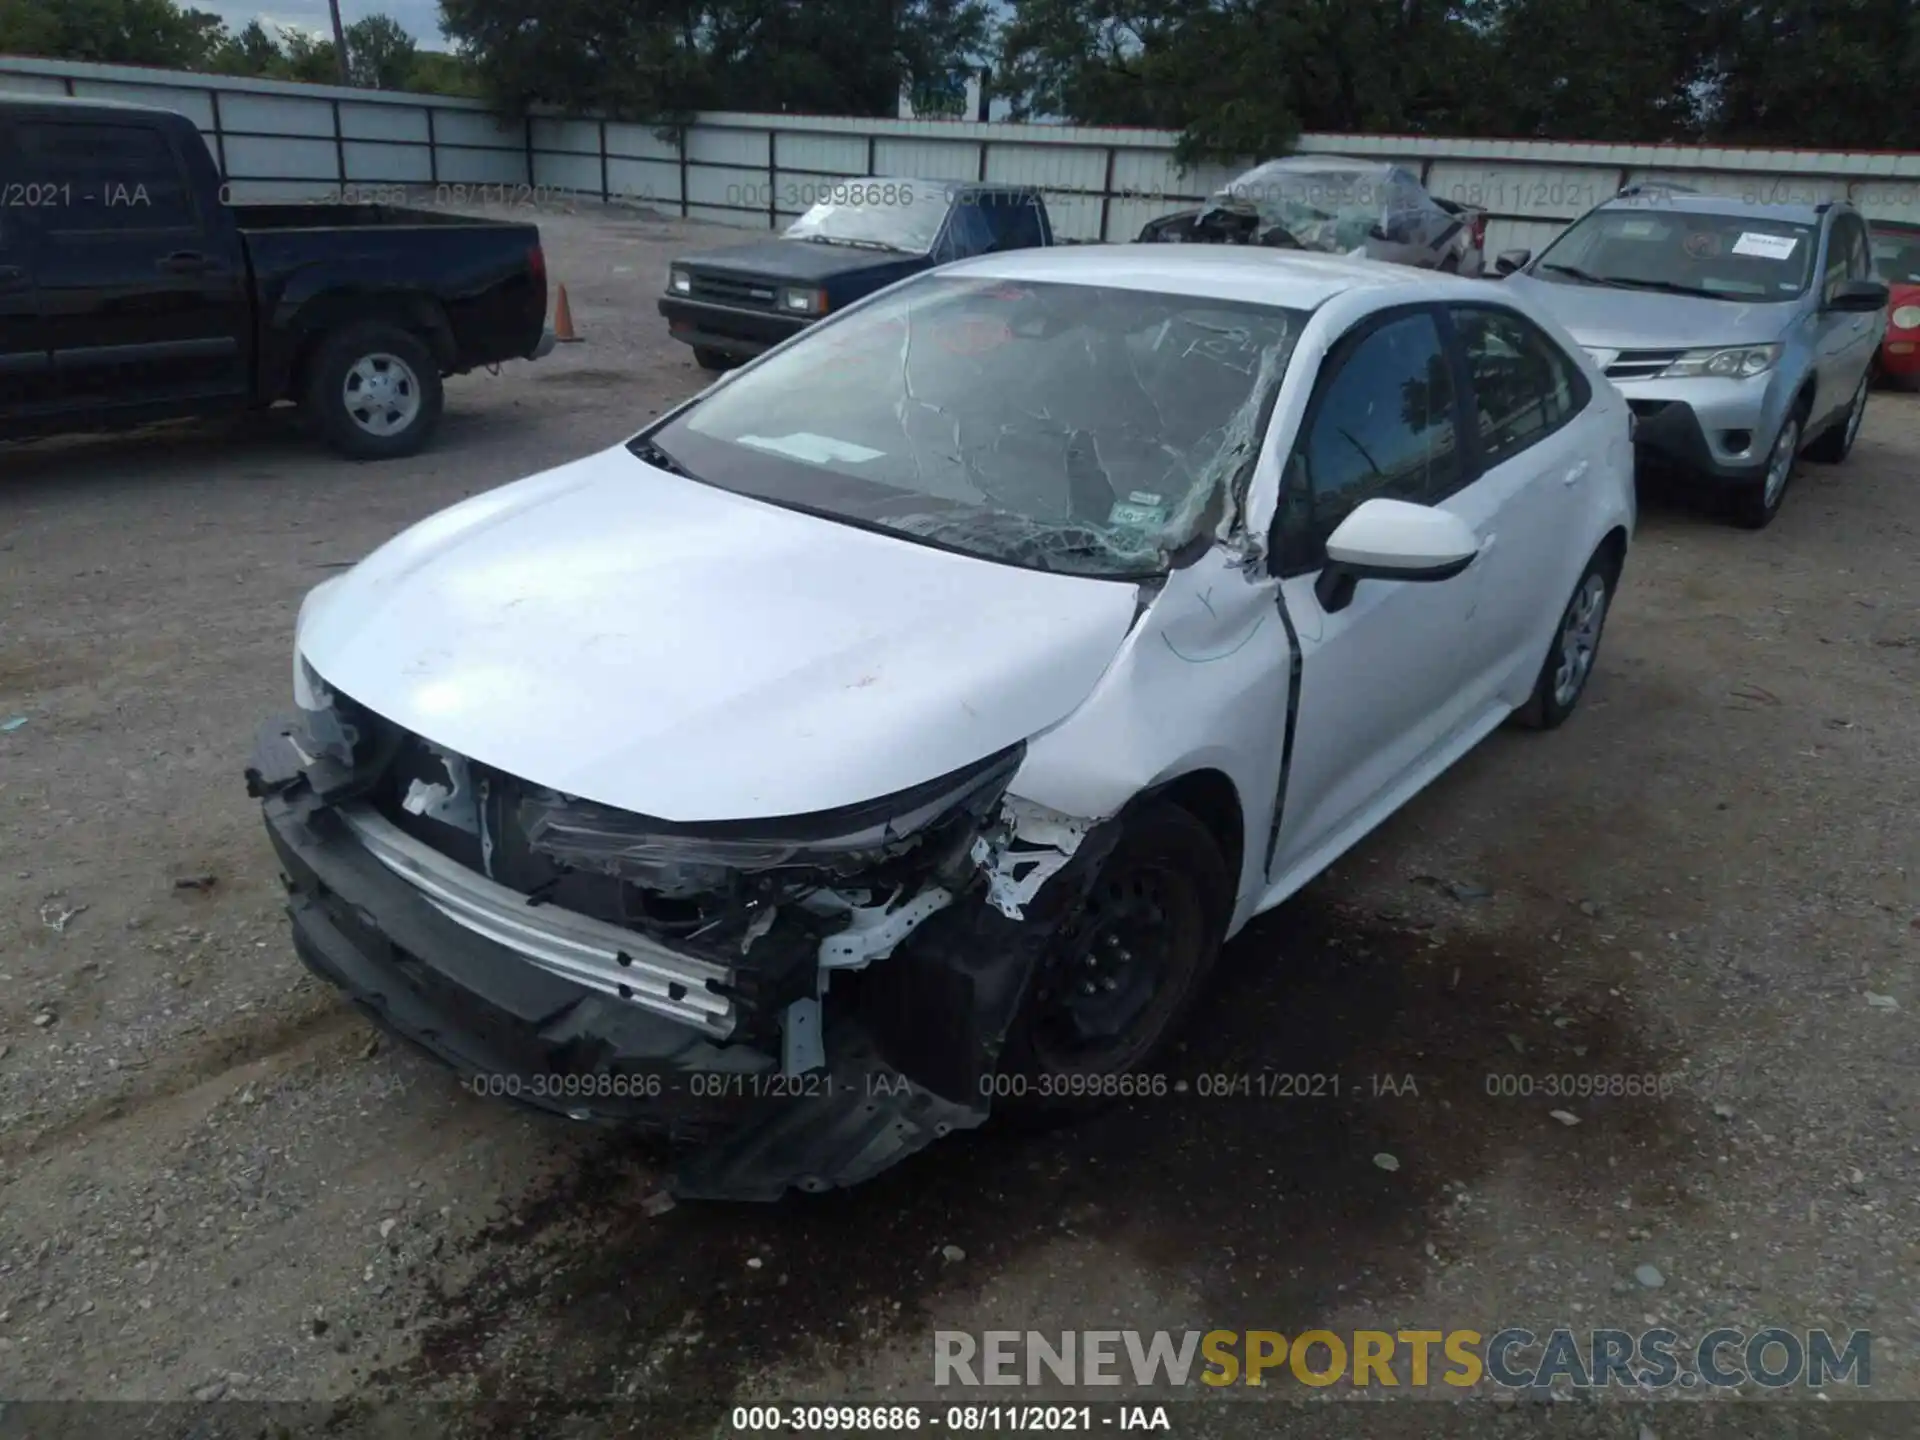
[247,682,1114,1201]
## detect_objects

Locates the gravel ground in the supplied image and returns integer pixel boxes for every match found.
[1,201,1916,1437]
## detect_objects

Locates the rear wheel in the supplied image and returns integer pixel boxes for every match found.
[692,346,732,372]
[306,320,443,461]
[997,802,1231,1120]
[1514,550,1616,731]
[1732,411,1802,530]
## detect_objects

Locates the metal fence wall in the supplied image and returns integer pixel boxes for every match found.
[7,54,1920,254]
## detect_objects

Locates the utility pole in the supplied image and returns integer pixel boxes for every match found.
[329,0,352,85]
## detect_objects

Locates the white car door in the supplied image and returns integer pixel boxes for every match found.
[1443,303,1601,706]
[1263,306,1493,894]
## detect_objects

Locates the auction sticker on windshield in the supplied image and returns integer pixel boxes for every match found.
[1732,231,1799,260]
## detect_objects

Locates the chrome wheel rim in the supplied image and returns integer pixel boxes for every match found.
[1763,418,1799,509]
[1844,379,1866,450]
[1552,572,1609,709]
[343,353,422,437]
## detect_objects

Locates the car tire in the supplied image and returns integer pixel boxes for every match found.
[1513,548,1617,731]
[692,346,732,372]
[1731,409,1803,530]
[996,801,1232,1122]
[1805,372,1869,464]
[306,321,443,461]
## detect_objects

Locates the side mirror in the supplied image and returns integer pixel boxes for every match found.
[1494,248,1531,277]
[1827,278,1890,313]
[1314,499,1481,613]
[1367,224,1391,242]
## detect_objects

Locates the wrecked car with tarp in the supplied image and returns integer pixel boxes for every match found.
[250,244,1631,1200]
[1138,156,1486,276]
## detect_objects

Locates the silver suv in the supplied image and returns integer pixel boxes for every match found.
[1497,190,1888,528]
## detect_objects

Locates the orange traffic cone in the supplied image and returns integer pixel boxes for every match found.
[553,284,582,343]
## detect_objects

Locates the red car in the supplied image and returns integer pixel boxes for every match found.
[1870,221,1920,389]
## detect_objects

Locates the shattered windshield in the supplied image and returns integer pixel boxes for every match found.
[640,276,1305,578]
[1206,160,1443,254]
[782,179,954,255]
[1535,209,1817,299]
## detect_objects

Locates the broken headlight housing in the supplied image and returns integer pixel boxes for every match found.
[519,745,1024,899]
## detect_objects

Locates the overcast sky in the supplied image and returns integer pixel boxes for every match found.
[198,0,449,45]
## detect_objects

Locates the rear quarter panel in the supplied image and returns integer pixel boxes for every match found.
[240,217,544,400]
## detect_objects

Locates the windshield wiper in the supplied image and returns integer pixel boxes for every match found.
[1538,262,1635,289]
[1604,276,1733,300]
[629,437,696,477]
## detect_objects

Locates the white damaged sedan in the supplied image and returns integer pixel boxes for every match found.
[251,246,1634,1200]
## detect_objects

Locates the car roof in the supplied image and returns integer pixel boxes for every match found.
[939,243,1486,311]
[0,93,178,118]
[1597,192,1832,225]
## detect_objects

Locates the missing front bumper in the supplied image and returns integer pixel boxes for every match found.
[250,715,1113,1200]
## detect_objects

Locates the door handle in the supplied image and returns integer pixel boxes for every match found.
[1562,460,1591,486]
[157,251,213,274]
[0,264,24,287]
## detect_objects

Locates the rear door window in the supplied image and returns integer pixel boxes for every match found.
[15,120,199,233]
[1449,306,1591,466]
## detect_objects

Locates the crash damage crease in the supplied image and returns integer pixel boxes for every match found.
[246,696,1119,1201]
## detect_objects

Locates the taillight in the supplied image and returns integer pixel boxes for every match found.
[528,244,547,286]
[1469,213,1488,250]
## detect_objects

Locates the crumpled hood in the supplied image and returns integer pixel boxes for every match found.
[295,446,1141,822]
[1505,274,1794,352]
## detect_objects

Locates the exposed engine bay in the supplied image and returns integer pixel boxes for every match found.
[247,678,1119,1202]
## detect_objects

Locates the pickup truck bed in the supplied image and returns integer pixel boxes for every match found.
[0,96,553,459]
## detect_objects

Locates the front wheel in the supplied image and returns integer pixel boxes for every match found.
[1732,411,1801,530]
[996,802,1232,1120]
[692,346,733,372]
[306,321,443,461]
[1514,552,1615,730]
[1805,372,1868,464]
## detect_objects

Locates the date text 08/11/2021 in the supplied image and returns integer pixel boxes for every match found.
[458,1071,1431,1105]
[731,1404,1173,1432]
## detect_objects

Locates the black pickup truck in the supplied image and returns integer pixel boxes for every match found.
[0,96,553,460]
[660,179,1054,370]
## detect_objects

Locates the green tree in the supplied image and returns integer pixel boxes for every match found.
[995,0,1493,163]
[436,0,990,121]
[408,49,484,96]
[209,18,284,74]
[275,28,344,83]
[1701,0,1920,149]
[0,0,227,68]
[1452,0,1714,142]
[346,13,420,89]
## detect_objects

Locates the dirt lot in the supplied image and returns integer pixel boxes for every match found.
[1,201,1917,1436]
